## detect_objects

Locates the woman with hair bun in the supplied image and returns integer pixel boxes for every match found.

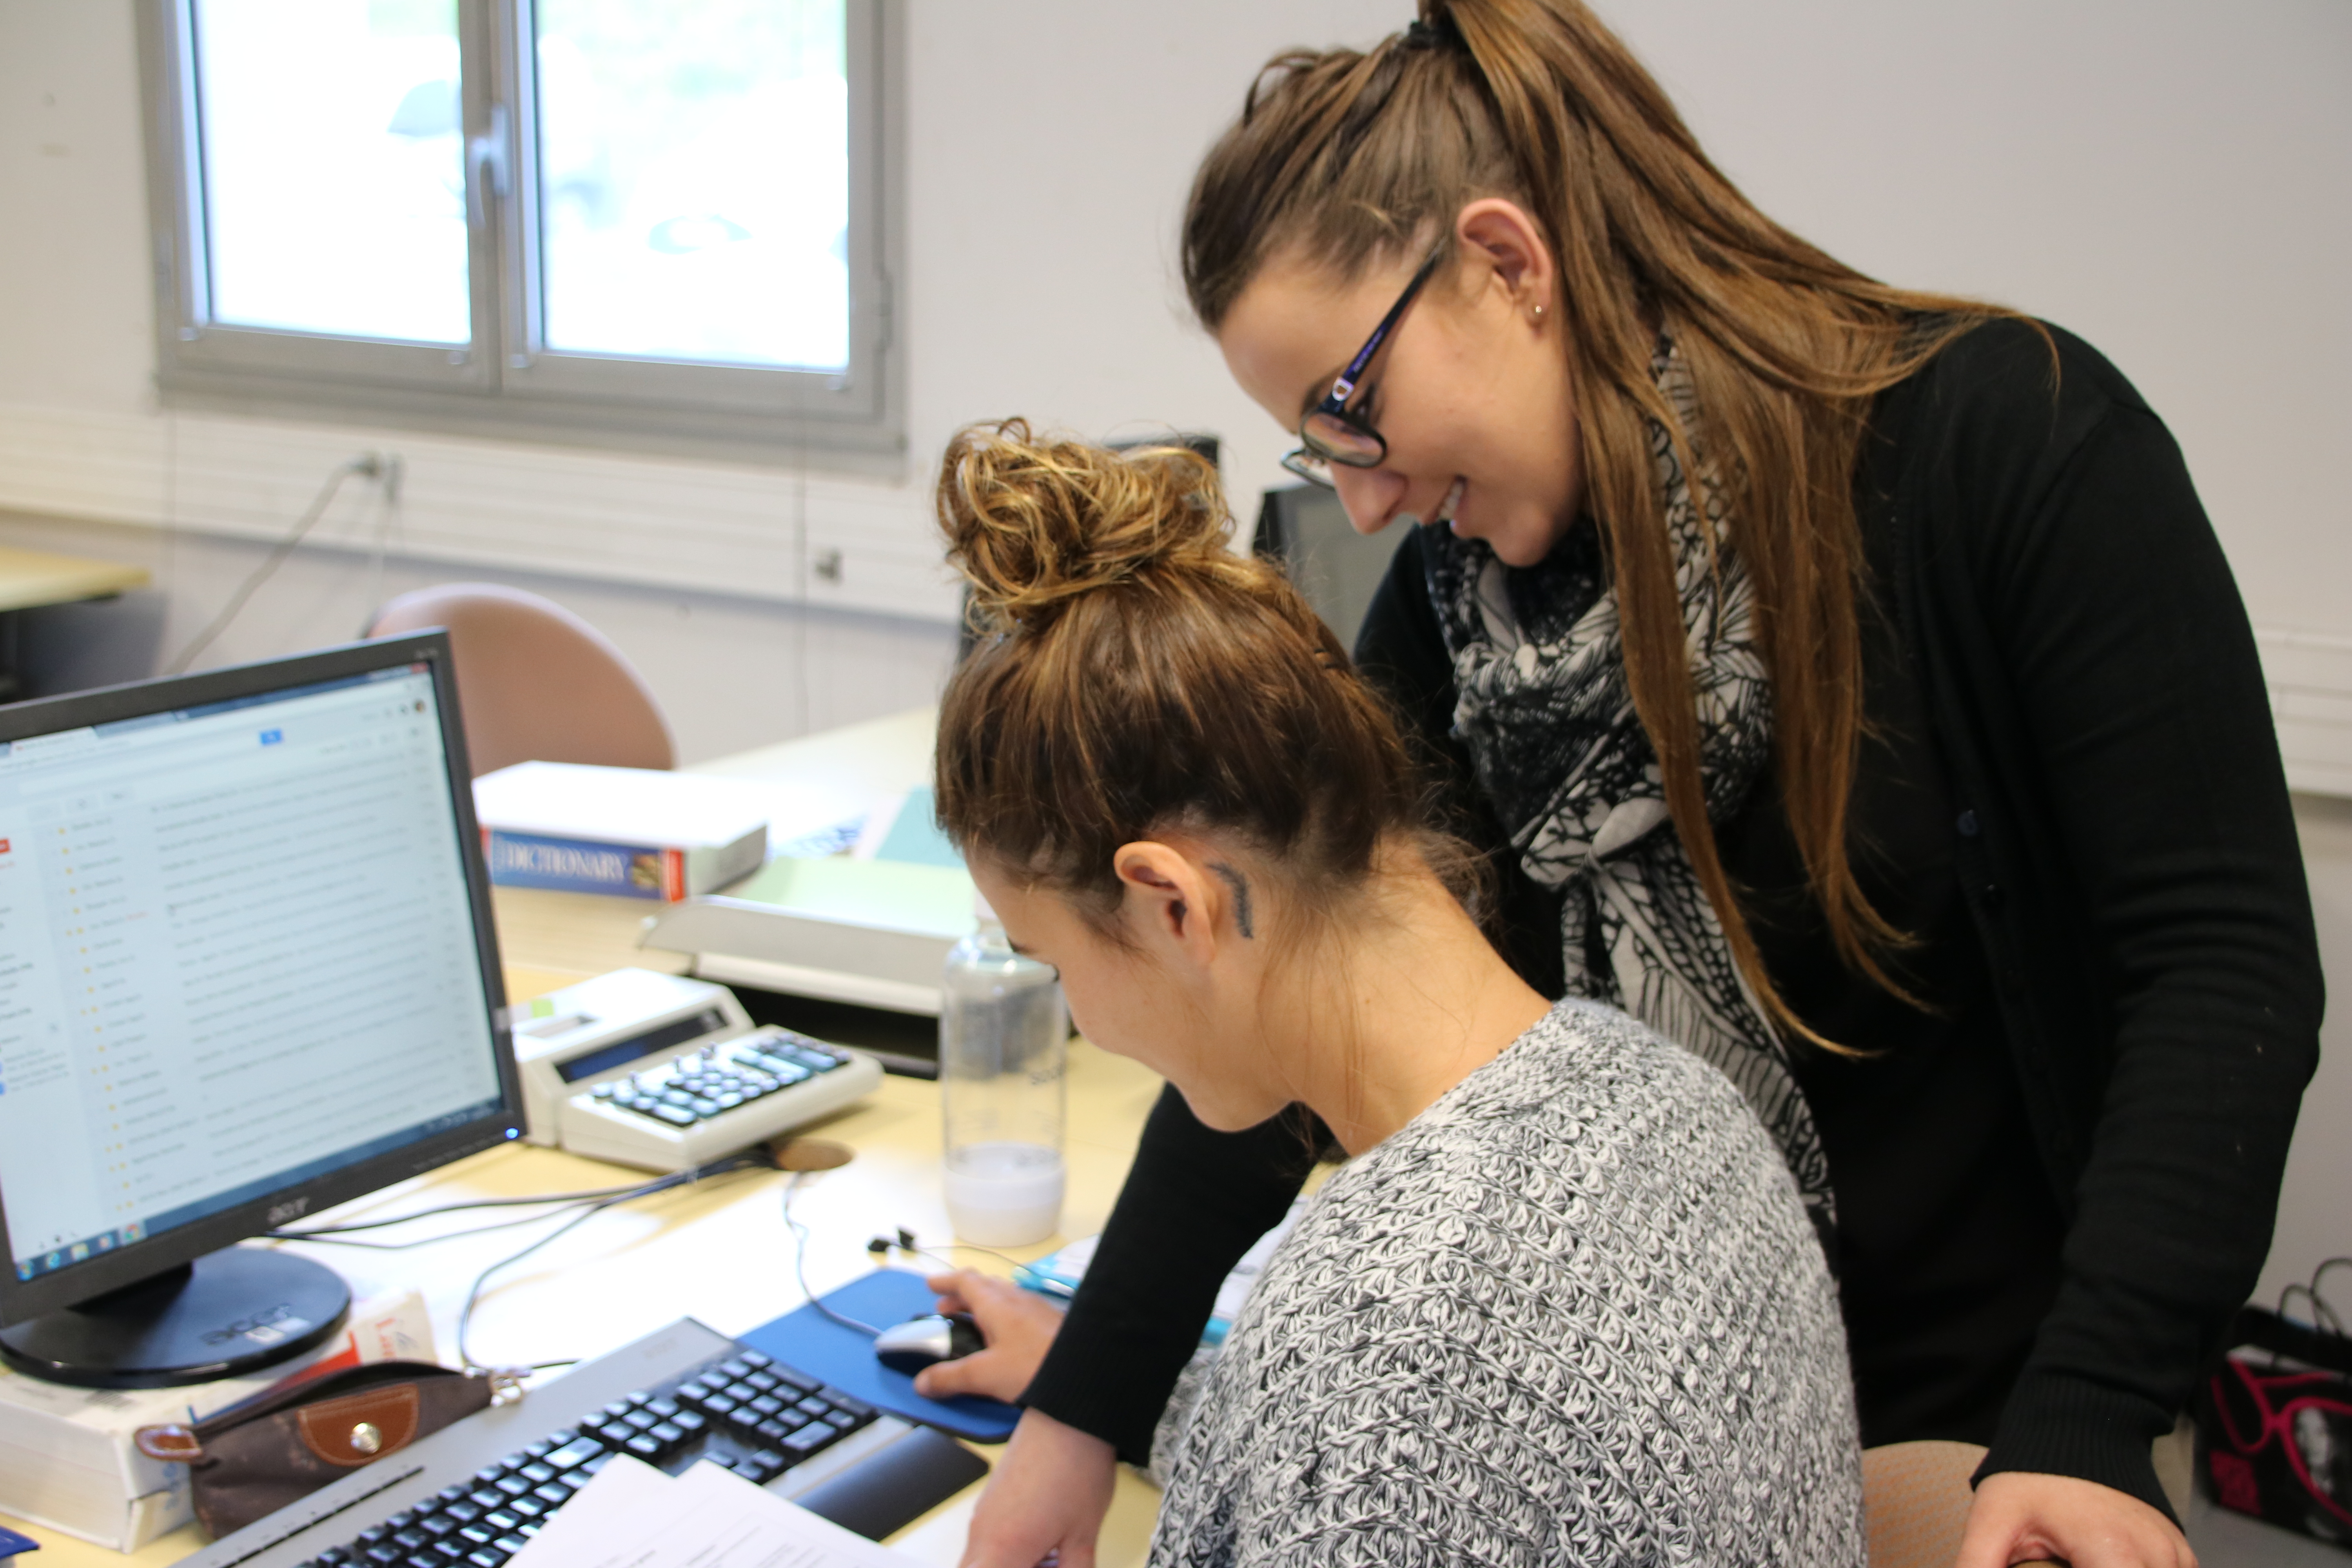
[926,419,1864,1565]
[926,4,2321,1567]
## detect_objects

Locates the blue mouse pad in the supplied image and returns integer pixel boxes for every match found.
[740,1268,1021,1444]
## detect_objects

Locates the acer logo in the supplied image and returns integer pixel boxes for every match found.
[266,1197,309,1225]
[200,1303,300,1346]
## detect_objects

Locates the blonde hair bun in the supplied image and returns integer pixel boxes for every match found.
[936,419,1238,627]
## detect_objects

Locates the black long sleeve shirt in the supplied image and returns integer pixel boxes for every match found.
[1020,319,2321,1523]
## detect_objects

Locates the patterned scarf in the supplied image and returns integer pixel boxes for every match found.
[1422,338,1836,1238]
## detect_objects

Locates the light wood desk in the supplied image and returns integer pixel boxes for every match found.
[489,708,942,984]
[2,708,1170,1568]
[0,547,149,615]
[0,545,151,703]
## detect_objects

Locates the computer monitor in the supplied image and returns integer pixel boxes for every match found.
[1253,483,1403,653]
[0,633,522,1388]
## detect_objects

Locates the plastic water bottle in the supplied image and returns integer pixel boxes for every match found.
[938,921,1067,1246]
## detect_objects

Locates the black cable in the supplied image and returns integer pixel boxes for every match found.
[268,1203,622,1252]
[267,1180,667,1240]
[167,455,384,675]
[436,1154,767,1373]
[2296,1257,2351,1337]
[265,1144,889,1372]
[900,1241,1027,1275]
[2277,1256,2352,1339]
[457,1193,640,1372]
[783,1170,882,1338]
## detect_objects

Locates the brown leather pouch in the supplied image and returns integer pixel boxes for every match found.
[135,1361,519,1540]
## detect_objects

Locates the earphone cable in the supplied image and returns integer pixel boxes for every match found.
[784,1170,882,1338]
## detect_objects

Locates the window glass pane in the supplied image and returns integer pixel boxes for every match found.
[191,0,470,345]
[534,0,848,372]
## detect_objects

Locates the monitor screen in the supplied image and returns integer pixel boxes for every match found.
[0,637,519,1335]
[1252,483,1400,654]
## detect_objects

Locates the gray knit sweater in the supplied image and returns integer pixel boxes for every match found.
[1147,1000,1865,1567]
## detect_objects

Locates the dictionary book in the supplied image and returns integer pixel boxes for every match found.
[471,762,771,901]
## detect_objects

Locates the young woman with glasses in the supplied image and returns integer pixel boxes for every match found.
[925,4,2320,1566]
[927,420,1865,1565]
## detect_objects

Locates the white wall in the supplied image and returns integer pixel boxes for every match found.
[7,2,2347,626]
[0,0,2345,1298]
[0,507,957,764]
[1606,0,2352,639]
[2264,797,2352,1310]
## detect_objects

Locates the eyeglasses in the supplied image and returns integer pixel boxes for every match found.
[1279,247,1447,488]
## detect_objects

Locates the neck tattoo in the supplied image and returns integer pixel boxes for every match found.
[1209,863,1255,940]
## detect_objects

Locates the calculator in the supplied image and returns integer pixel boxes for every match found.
[512,969,884,1172]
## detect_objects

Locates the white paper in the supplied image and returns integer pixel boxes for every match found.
[507,1455,919,1568]
[502,1455,678,1566]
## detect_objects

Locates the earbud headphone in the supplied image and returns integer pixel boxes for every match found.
[866,1227,922,1258]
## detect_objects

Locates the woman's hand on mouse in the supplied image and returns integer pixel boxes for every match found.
[958,1408,1116,1568]
[1955,1472,2196,1568]
[912,1269,1065,1403]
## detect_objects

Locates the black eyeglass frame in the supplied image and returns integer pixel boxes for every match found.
[1280,247,1448,488]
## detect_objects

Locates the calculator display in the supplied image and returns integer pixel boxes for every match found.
[555,1008,728,1083]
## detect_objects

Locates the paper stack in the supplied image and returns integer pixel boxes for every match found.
[473,763,774,902]
[508,1453,918,1568]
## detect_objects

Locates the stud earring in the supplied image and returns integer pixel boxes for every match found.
[1532,303,1547,322]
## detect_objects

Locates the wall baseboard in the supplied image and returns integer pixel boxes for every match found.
[12,401,2343,788]
[0,400,960,625]
[2257,629,2352,799]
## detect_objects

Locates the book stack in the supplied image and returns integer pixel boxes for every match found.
[639,788,976,1015]
[0,1289,432,1549]
[472,763,773,902]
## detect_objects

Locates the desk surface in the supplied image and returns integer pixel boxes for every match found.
[0,546,149,613]
[490,708,941,984]
[2,708,1170,1568]
[10,706,2318,1568]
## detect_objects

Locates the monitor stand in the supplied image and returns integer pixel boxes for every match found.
[0,1246,349,1389]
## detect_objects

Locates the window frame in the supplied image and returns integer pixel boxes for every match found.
[135,0,904,474]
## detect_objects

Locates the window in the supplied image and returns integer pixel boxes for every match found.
[136,0,900,469]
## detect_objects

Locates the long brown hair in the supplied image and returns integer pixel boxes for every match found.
[1183,0,2037,1042]
[932,420,1481,935]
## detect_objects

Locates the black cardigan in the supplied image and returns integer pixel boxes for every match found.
[1020,321,2322,1521]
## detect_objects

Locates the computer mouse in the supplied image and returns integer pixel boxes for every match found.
[873,1311,985,1375]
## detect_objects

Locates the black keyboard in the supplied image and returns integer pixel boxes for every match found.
[187,1320,987,1568]
[311,1348,872,1568]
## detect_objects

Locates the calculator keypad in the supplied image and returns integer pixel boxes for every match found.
[588,1031,853,1127]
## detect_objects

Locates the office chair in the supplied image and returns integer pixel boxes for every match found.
[1860,1440,1984,1566]
[366,583,675,776]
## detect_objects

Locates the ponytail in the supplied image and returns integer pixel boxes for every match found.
[1182,0,2040,1043]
